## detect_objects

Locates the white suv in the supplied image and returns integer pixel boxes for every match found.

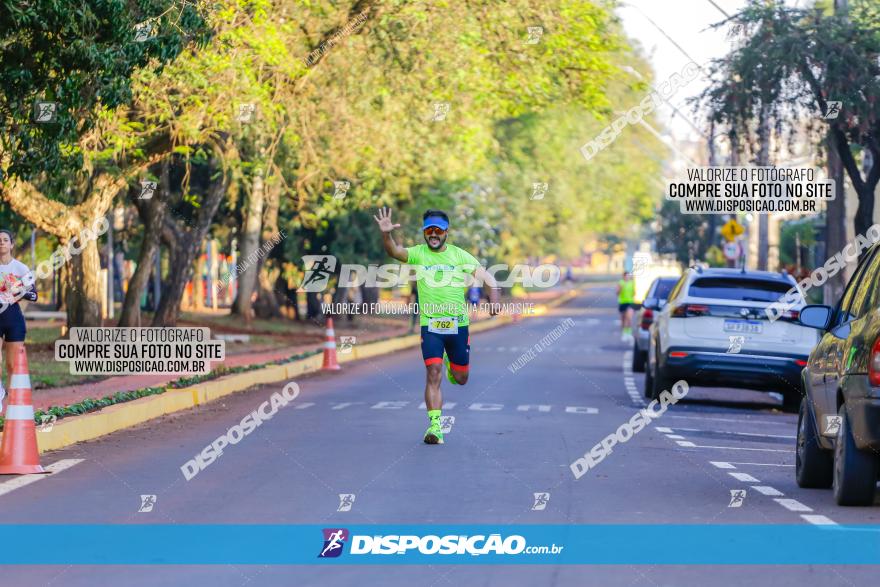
[645,267,819,412]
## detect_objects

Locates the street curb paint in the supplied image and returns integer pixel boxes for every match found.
[35,289,577,453]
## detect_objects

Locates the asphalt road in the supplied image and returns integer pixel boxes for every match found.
[2,284,878,586]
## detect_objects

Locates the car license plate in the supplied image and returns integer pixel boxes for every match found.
[723,319,762,334]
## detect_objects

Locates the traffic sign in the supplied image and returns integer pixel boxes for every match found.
[723,241,740,261]
[721,219,744,242]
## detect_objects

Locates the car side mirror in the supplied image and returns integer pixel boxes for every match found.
[798,305,833,330]
[643,297,659,310]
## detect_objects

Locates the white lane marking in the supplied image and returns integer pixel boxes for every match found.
[666,414,792,426]
[622,351,646,407]
[679,444,792,453]
[666,434,685,440]
[752,486,784,496]
[774,498,812,512]
[801,515,838,526]
[710,461,736,469]
[728,472,760,483]
[655,427,673,433]
[0,459,84,498]
[667,426,796,440]
[676,440,696,447]
[727,462,793,467]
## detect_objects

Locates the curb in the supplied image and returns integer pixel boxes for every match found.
[36,290,578,453]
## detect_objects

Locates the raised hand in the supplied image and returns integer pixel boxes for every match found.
[373,206,401,233]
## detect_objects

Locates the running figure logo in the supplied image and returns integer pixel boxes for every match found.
[530,182,549,201]
[33,101,58,123]
[339,336,356,354]
[531,492,550,511]
[727,335,745,354]
[728,489,746,508]
[337,494,356,512]
[318,528,349,558]
[333,181,351,200]
[139,180,157,200]
[431,102,450,122]
[822,101,842,120]
[824,415,842,436]
[526,26,543,44]
[300,255,338,292]
[138,494,157,513]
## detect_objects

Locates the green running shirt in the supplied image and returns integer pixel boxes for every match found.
[406,244,480,326]
[618,279,635,304]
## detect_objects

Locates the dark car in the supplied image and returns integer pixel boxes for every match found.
[632,276,679,373]
[797,244,880,505]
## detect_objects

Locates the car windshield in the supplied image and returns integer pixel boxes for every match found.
[689,277,792,302]
[654,279,677,300]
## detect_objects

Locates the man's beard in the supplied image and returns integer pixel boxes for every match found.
[425,234,447,250]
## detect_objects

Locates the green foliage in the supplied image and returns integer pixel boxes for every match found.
[0,0,212,183]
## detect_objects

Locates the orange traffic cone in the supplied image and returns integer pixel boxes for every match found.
[321,317,341,371]
[0,346,46,474]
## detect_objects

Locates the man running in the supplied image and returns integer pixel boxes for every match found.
[374,207,499,444]
[0,229,37,410]
[617,270,635,343]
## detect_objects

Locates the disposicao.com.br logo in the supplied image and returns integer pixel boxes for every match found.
[318,529,563,558]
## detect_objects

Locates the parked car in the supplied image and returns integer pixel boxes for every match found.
[645,267,817,412]
[632,276,679,373]
[797,243,880,505]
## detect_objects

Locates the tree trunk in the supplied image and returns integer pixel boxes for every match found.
[64,237,103,327]
[232,170,265,319]
[825,134,847,305]
[152,161,229,326]
[119,163,169,327]
[756,105,770,271]
[253,178,282,319]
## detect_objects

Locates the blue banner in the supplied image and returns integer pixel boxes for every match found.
[2,524,879,565]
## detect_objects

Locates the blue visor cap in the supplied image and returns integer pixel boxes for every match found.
[421,216,449,231]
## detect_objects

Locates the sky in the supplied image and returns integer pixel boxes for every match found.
[616,0,749,147]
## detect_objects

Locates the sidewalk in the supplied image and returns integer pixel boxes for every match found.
[29,288,570,412]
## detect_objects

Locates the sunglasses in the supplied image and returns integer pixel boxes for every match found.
[424,226,447,236]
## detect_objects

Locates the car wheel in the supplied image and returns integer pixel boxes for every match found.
[795,397,832,488]
[650,351,671,402]
[782,388,802,414]
[632,341,646,373]
[643,356,654,398]
[833,404,879,506]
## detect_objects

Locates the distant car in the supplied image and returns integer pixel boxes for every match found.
[645,267,818,412]
[632,277,679,373]
[797,243,880,505]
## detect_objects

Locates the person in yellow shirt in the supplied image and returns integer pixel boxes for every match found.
[617,271,635,343]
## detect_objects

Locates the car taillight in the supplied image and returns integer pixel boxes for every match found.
[869,337,880,387]
[778,309,800,322]
[640,308,654,329]
[794,359,808,367]
[671,303,710,317]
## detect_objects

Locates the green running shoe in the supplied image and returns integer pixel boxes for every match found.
[424,420,444,444]
[444,352,458,385]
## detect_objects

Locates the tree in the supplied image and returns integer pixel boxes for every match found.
[698,0,880,240]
